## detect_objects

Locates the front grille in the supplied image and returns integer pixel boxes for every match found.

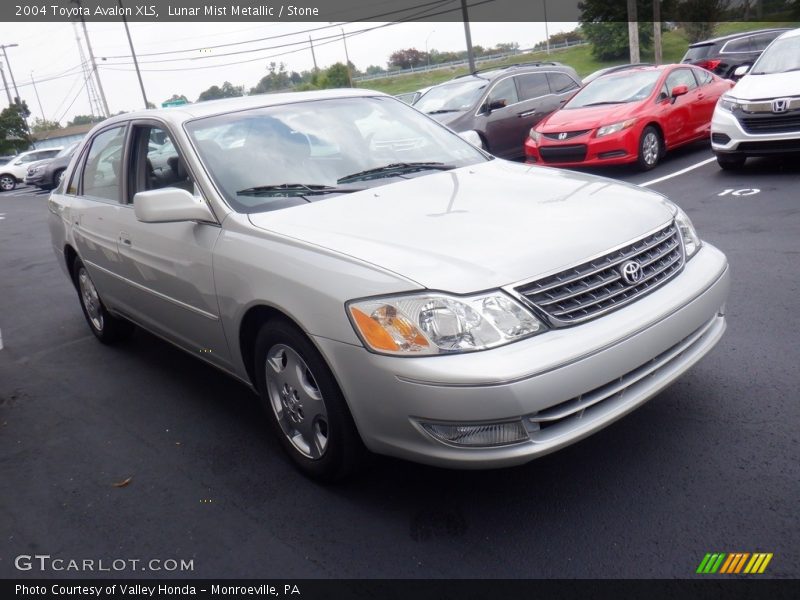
[543,129,590,141]
[737,139,800,153]
[514,223,684,326]
[738,111,800,134]
[540,144,587,163]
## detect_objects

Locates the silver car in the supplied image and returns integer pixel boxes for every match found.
[48,89,729,480]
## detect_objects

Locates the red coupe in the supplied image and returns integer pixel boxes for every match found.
[524,64,734,170]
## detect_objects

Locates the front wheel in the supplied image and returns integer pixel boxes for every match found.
[0,174,16,192]
[716,153,746,171]
[73,258,134,344]
[637,126,662,171]
[254,318,366,482]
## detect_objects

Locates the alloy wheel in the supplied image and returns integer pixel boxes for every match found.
[78,267,104,332]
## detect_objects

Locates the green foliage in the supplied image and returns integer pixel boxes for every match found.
[197,81,244,102]
[68,114,105,127]
[325,63,351,88]
[31,118,62,134]
[249,62,292,95]
[163,93,189,104]
[0,101,32,154]
[580,21,654,60]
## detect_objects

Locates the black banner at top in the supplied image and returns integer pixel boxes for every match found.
[2,0,799,23]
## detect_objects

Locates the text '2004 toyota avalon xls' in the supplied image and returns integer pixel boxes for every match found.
[48,90,729,481]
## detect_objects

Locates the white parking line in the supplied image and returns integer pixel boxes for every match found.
[640,157,717,187]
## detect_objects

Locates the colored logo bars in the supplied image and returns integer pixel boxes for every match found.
[696,552,773,574]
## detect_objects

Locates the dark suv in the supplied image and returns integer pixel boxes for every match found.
[414,62,581,160]
[681,28,790,80]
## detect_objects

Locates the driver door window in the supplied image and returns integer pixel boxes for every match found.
[130,126,195,199]
[486,78,518,111]
[81,126,126,201]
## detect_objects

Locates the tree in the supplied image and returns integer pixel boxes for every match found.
[388,48,426,70]
[578,0,671,60]
[677,0,731,42]
[31,118,62,133]
[0,101,32,155]
[325,63,351,88]
[163,94,189,104]
[249,62,292,95]
[197,81,244,102]
[68,114,105,127]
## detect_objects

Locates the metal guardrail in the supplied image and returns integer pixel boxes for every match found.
[353,40,588,82]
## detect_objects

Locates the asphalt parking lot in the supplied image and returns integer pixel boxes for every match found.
[1,143,798,579]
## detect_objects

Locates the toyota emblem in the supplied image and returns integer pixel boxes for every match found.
[619,260,643,285]
[558,132,568,140]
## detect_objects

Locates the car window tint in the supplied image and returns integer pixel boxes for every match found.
[488,77,519,107]
[135,127,194,195]
[81,127,125,201]
[666,69,698,92]
[749,32,780,52]
[722,36,753,53]
[515,73,549,101]
[547,72,579,94]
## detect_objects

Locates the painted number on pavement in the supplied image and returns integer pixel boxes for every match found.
[718,188,760,197]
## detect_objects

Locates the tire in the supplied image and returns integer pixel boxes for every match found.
[254,318,366,482]
[716,153,746,171]
[637,126,662,171]
[72,258,134,344]
[0,174,16,192]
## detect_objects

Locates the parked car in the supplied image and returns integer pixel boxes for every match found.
[711,28,800,169]
[49,90,729,480]
[0,147,63,191]
[395,86,431,105]
[525,64,734,170]
[414,62,582,159]
[582,63,654,85]
[681,28,791,80]
[25,142,82,190]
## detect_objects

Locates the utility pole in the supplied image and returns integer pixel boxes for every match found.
[72,0,110,117]
[0,44,20,102]
[0,61,11,105]
[309,36,318,72]
[30,72,45,121]
[653,0,662,65]
[627,0,640,64]
[544,0,551,54]
[340,28,353,87]
[72,22,101,117]
[118,0,148,108]
[461,0,476,73]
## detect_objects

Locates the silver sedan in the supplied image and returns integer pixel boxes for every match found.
[48,89,729,480]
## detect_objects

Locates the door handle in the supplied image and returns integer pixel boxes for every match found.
[119,232,131,246]
[698,93,705,99]
[517,109,536,118]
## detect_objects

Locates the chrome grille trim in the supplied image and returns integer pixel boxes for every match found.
[512,222,684,326]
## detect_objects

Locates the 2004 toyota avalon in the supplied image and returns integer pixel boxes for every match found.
[48,89,729,481]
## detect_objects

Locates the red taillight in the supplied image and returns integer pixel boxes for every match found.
[698,59,722,71]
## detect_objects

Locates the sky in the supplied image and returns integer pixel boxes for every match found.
[0,20,577,125]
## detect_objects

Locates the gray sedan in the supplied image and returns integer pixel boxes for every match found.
[48,89,729,481]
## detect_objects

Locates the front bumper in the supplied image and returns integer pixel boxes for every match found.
[711,108,800,155]
[316,243,729,468]
[524,127,639,167]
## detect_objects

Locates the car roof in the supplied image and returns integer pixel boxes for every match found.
[776,27,800,40]
[94,88,388,129]
[688,27,791,47]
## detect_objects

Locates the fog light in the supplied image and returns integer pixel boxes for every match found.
[419,420,529,447]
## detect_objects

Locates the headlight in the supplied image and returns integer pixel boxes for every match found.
[528,128,542,143]
[28,166,40,174]
[717,95,741,112]
[596,119,637,138]
[348,291,546,356]
[673,206,702,259]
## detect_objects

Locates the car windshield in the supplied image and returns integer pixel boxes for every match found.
[564,71,662,108]
[185,96,488,214]
[750,35,800,74]
[56,142,80,158]
[414,79,488,113]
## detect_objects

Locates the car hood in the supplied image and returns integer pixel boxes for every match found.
[538,103,642,132]
[426,110,468,126]
[247,160,675,294]
[730,71,800,100]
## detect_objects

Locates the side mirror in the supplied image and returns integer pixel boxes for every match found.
[670,84,689,103]
[458,130,485,149]
[733,65,750,78]
[133,187,214,224]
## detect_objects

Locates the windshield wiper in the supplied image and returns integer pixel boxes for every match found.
[236,183,363,196]
[426,109,461,114]
[337,162,455,184]
[578,101,626,107]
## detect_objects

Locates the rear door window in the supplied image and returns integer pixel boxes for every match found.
[515,73,550,101]
[546,72,580,94]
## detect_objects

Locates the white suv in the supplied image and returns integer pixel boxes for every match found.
[711,28,800,170]
[0,147,63,191]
